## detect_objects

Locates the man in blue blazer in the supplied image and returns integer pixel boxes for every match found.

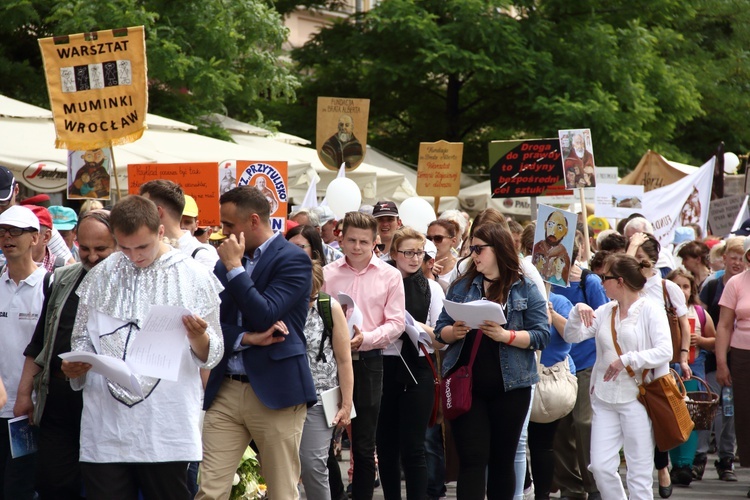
[197,186,316,500]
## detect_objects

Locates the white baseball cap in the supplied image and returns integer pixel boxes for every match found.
[0,205,40,231]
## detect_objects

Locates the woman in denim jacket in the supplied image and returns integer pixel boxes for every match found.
[435,223,549,499]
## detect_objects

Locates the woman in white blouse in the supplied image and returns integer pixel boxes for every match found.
[564,253,672,500]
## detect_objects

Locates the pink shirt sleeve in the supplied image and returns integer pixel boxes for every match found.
[719,272,750,350]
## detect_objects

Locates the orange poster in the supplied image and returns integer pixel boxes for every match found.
[236,161,288,233]
[127,162,221,226]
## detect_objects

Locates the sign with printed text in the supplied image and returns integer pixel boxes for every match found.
[39,26,147,150]
[128,162,221,226]
[538,167,618,206]
[416,140,463,197]
[236,161,288,233]
[316,97,370,172]
[594,183,644,219]
[488,139,562,198]
[708,194,747,237]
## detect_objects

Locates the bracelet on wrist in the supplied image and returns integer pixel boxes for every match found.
[507,330,516,345]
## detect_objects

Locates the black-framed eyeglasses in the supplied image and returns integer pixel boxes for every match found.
[375,243,386,252]
[426,235,447,244]
[469,244,491,255]
[397,250,425,259]
[601,275,620,282]
[0,227,34,237]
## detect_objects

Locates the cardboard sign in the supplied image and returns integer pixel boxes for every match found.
[39,26,148,150]
[416,140,463,197]
[128,162,221,226]
[531,205,577,287]
[236,161,288,233]
[595,183,644,219]
[316,97,369,172]
[708,194,747,237]
[68,148,113,200]
[538,167,618,206]
[559,128,596,189]
[488,139,562,198]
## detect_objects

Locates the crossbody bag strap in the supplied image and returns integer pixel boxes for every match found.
[609,305,642,379]
[467,330,483,371]
[419,344,439,383]
[662,279,672,309]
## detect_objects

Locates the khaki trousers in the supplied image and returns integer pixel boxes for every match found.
[196,378,307,500]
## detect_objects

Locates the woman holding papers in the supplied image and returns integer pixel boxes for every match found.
[435,223,549,499]
[376,227,445,499]
[298,261,354,500]
[563,253,672,499]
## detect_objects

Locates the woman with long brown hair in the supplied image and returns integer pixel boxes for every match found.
[435,223,549,499]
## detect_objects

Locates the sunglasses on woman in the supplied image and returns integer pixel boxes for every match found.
[469,244,491,255]
[426,235,448,244]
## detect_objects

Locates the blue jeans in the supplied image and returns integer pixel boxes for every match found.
[425,424,446,499]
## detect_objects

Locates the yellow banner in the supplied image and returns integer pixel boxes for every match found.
[39,26,148,150]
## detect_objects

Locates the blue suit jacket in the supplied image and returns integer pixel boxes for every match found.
[204,234,317,410]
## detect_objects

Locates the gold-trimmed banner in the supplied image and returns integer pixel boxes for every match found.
[39,26,148,150]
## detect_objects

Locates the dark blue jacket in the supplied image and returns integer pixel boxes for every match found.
[204,235,317,410]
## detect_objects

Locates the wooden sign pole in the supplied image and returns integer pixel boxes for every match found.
[109,146,121,202]
[579,187,591,264]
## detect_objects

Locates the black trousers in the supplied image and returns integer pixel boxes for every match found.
[376,356,435,499]
[528,420,561,500]
[80,462,190,500]
[36,376,84,499]
[350,356,384,499]
[450,383,531,500]
[0,418,36,500]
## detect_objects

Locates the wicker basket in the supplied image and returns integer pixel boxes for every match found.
[685,376,719,431]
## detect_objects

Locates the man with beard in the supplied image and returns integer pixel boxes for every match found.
[320,115,364,170]
[531,210,571,283]
[14,210,116,499]
[70,149,110,199]
[564,133,595,188]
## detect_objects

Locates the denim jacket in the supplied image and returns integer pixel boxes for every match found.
[435,274,550,391]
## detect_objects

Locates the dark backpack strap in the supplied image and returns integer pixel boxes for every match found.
[191,247,208,258]
[43,271,53,300]
[316,292,334,362]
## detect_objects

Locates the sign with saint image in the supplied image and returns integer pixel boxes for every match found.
[316,97,370,172]
[531,205,577,287]
[558,128,596,189]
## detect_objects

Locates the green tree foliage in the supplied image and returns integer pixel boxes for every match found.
[267,0,750,172]
[0,0,297,135]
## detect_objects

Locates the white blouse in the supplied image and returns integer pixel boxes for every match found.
[564,298,672,404]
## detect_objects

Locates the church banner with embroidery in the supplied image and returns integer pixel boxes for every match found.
[39,26,148,150]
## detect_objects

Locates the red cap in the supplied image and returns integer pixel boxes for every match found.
[286,220,299,232]
[19,194,51,207]
[28,205,53,229]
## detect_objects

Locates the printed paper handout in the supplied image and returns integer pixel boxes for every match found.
[8,416,37,458]
[337,292,363,339]
[59,351,144,397]
[441,299,507,330]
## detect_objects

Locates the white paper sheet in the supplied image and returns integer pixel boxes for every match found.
[125,305,191,381]
[337,292,363,339]
[441,299,507,330]
[59,351,144,398]
[320,386,357,428]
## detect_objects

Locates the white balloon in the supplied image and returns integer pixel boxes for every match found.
[325,178,362,219]
[399,197,436,234]
[724,152,740,174]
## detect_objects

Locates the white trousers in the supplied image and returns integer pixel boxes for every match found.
[590,394,654,500]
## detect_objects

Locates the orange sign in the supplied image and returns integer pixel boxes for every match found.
[236,161,288,233]
[127,162,221,226]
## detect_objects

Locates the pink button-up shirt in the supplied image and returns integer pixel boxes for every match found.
[323,254,405,352]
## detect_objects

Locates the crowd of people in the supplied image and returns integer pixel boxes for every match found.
[0,162,749,500]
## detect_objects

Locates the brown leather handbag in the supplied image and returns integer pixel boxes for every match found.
[611,305,694,452]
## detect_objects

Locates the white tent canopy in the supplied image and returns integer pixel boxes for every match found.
[0,95,313,194]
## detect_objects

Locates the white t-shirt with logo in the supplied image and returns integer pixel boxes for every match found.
[0,267,46,418]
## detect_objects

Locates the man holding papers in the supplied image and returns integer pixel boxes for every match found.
[62,196,223,500]
[323,211,405,499]
[15,209,116,499]
[0,206,45,500]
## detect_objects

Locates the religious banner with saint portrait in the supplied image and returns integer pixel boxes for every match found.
[558,128,596,190]
[316,97,370,172]
[236,161,289,233]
